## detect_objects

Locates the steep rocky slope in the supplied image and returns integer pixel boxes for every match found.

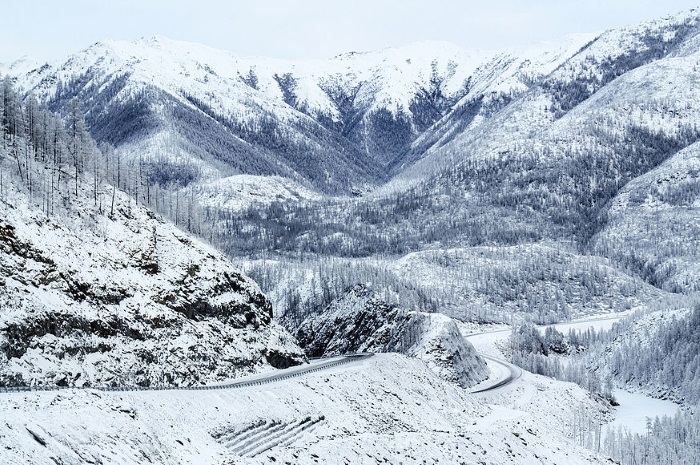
[0,179,305,388]
[295,285,488,388]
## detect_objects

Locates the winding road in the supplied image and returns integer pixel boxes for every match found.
[469,354,522,394]
[0,313,627,395]
[465,312,630,394]
[0,353,374,394]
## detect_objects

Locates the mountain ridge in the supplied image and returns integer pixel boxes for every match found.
[5,31,598,193]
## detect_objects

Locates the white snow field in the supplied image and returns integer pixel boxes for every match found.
[610,389,680,435]
[0,354,612,464]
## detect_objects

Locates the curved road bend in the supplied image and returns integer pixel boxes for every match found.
[216,353,374,389]
[469,355,522,394]
[465,313,627,394]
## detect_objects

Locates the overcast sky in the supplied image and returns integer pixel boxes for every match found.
[2,1,699,64]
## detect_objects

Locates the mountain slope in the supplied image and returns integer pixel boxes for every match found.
[10,34,594,194]
[592,140,700,292]
[0,173,305,387]
[294,285,489,388]
[389,8,700,248]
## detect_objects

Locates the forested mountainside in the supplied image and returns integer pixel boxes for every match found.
[5,34,594,194]
[0,79,305,388]
[4,6,700,377]
[4,8,699,326]
[205,9,700,319]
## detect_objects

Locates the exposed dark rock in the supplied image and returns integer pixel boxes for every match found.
[0,184,306,388]
[295,284,488,388]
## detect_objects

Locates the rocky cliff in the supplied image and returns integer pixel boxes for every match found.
[295,285,488,388]
[0,182,306,388]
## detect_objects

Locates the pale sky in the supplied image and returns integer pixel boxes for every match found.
[2,0,699,64]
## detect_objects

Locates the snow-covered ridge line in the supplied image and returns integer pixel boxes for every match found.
[0,354,373,394]
[4,28,598,194]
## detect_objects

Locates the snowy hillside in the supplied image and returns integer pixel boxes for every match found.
[191,174,322,213]
[6,33,595,195]
[593,140,700,292]
[6,6,700,463]
[0,353,612,464]
[392,245,664,322]
[0,174,305,387]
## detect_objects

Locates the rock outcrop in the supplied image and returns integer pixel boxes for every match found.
[0,186,306,388]
[295,285,488,388]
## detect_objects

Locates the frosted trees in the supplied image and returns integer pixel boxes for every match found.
[2,76,26,180]
[66,97,93,197]
[0,80,104,216]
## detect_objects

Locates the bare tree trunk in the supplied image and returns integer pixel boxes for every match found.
[110,183,116,218]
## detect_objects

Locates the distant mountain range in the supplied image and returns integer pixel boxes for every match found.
[4,7,700,294]
[3,32,595,193]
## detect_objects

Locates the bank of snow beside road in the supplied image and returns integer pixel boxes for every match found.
[0,354,611,464]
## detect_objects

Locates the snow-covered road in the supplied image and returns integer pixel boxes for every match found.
[0,354,374,394]
[469,354,522,393]
[464,311,632,393]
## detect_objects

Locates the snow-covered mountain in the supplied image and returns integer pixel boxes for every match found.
[391,8,700,248]
[6,33,594,195]
[207,7,700,293]
[22,7,695,277]
[0,171,305,388]
[6,7,700,462]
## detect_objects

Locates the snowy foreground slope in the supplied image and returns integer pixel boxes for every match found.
[0,354,611,464]
[0,181,305,387]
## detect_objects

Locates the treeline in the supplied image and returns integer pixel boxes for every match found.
[1,76,100,214]
[510,300,700,404]
[243,258,441,330]
[509,322,616,402]
[606,306,700,404]
[602,412,700,465]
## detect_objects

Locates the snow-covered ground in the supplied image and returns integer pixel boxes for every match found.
[192,174,323,213]
[464,311,686,441]
[609,389,680,435]
[0,353,612,464]
[540,315,631,335]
